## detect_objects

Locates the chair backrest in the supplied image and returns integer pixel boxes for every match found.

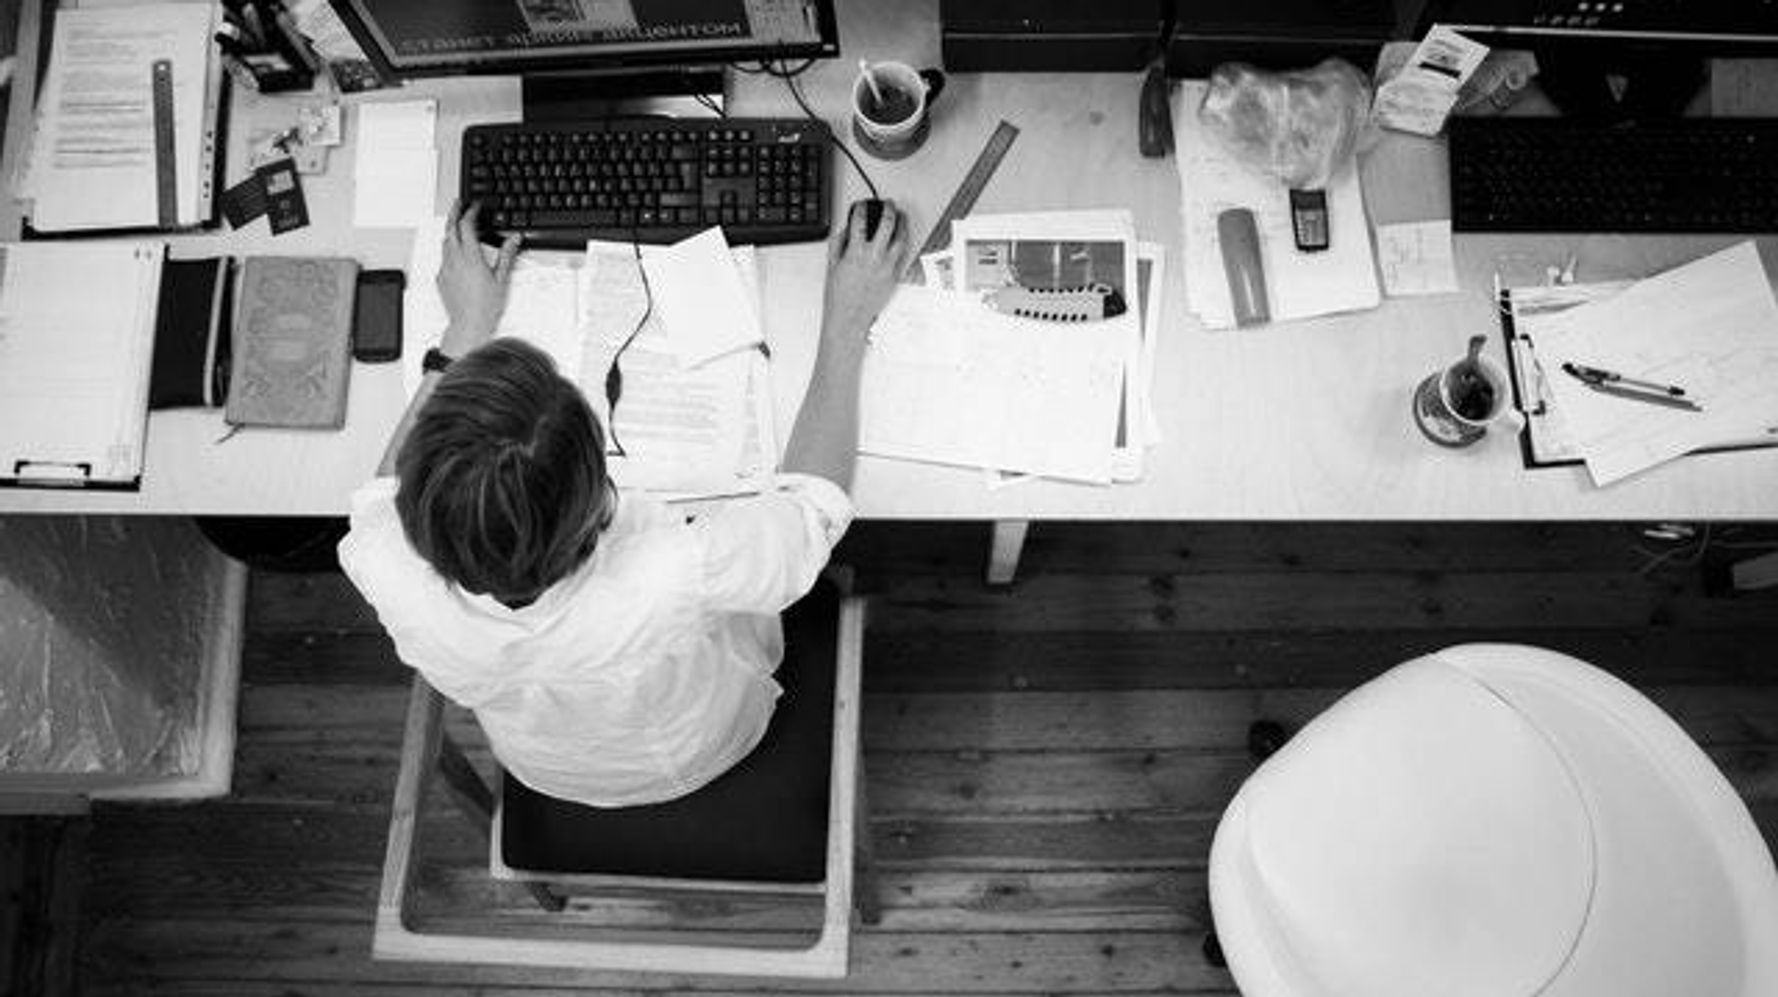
[1207,643,1778,997]
[374,594,867,979]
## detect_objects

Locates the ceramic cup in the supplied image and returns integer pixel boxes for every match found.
[1413,350,1510,448]
[852,61,945,160]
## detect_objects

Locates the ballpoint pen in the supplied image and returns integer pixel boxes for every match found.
[1561,362,1703,411]
[1560,361,1688,397]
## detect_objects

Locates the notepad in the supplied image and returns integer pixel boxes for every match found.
[0,242,166,488]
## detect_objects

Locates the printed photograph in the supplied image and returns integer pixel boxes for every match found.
[961,238,1128,296]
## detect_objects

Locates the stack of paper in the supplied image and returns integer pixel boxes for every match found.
[1171,80,1379,329]
[1532,241,1778,486]
[876,209,1159,485]
[0,242,166,487]
[354,101,438,229]
[24,3,222,232]
[402,223,773,498]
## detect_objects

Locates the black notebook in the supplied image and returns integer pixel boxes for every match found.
[149,257,233,409]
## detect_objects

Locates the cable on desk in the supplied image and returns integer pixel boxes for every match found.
[602,237,653,459]
[692,91,726,118]
[744,58,879,201]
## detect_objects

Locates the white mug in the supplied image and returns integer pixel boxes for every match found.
[851,61,946,160]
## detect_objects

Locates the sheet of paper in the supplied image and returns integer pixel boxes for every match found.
[861,285,1131,484]
[583,242,766,496]
[644,227,764,367]
[353,101,437,229]
[1376,220,1460,296]
[1536,241,1778,485]
[1172,81,1380,329]
[950,210,1150,478]
[0,243,164,483]
[26,4,216,230]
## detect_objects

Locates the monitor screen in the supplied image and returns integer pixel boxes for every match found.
[333,0,838,77]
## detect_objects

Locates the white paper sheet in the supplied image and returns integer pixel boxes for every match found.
[1172,81,1380,329]
[861,285,1131,484]
[353,101,438,229]
[26,4,217,231]
[1536,241,1778,485]
[644,227,765,367]
[950,210,1150,479]
[1376,220,1460,296]
[0,243,164,484]
[583,242,770,496]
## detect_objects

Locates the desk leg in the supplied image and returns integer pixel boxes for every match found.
[986,520,1029,586]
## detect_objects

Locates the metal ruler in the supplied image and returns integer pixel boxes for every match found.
[152,59,177,229]
[904,119,1019,281]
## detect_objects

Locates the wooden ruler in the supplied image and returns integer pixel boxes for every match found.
[904,119,1019,282]
[151,59,178,229]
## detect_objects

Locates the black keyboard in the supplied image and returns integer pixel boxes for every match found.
[1448,117,1778,233]
[460,117,832,248]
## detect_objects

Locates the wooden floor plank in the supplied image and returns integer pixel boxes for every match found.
[248,568,1778,635]
[242,627,1778,692]
[81,918,1232,993]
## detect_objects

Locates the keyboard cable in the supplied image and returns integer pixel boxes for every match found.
[735,58,879,200]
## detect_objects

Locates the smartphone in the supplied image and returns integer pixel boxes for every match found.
[352,269,405,363]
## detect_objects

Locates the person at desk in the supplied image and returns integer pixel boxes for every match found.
[336,199,908,807]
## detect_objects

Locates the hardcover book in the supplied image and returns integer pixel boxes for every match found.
[225,257,358,429]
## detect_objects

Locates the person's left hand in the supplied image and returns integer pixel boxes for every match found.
[438,199,521,355]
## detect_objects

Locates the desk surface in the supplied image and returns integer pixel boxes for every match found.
[4,0,1776,520]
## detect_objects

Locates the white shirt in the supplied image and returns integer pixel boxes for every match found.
[337,474,853,808]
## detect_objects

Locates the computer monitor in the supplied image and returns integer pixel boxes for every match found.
[1417,0,1778,116]
[330,0,839,115]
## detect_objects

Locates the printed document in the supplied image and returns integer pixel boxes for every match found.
[1536,241,1778,485]
[861,285,1131,484]
[26,4,218,231]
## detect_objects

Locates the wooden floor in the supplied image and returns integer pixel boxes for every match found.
[15,522,1778,995]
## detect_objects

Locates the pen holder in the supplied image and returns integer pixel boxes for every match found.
[218,0,318,94]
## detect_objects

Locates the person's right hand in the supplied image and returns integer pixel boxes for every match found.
[819,199,909,351]
[438,199,521,356]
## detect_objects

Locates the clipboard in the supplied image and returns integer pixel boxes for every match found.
[21,3,226,236]
[0,243,167,491]
[1497,282,1778,470]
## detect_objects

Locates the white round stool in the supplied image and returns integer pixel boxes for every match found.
[1208,644,1778,997]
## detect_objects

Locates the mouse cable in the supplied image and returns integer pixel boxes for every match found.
[774,60,879,200]
[602,236,654,458]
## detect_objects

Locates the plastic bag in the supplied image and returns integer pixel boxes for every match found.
[1197,58,1374,190]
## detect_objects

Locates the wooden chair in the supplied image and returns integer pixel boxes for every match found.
[375,590,870,979]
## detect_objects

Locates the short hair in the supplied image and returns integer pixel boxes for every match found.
[396,338,612,604]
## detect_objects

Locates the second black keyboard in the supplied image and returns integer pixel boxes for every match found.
[461,117,832,248]
[1448,117,1778,233]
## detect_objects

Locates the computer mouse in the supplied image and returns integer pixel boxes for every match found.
[859,198,885,240]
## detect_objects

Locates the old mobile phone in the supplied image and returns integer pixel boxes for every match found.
[352,269,405,363]
[1288,188,1330,252]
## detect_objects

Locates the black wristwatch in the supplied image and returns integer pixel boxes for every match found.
[421,347,455,374]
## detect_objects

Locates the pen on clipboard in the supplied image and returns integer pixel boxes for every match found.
[1561,362,1703,411]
